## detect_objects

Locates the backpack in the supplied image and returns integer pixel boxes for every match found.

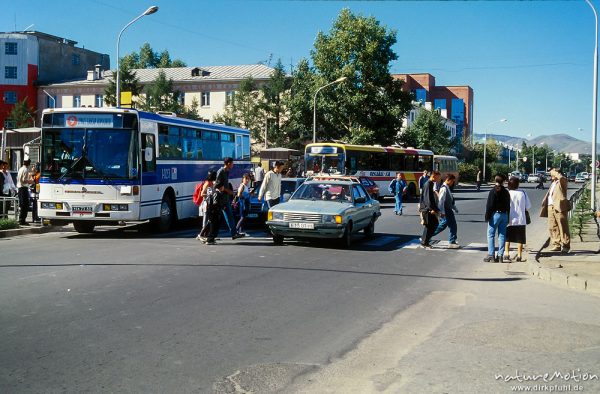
[193,181,206,205]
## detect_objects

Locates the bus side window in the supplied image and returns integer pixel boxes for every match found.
[142,133,156,172]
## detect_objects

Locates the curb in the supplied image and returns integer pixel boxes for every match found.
[0,225,57,239]
[525,237,600,297]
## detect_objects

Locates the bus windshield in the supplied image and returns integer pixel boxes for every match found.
[305,153,345,175]
[42,128,138,180]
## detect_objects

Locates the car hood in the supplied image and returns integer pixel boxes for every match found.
[270,199,352,215]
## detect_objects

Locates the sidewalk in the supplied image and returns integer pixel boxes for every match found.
[0,209,56,238]
[526,181,600,296]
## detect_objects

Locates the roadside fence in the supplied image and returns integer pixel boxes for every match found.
[0,196,19,221]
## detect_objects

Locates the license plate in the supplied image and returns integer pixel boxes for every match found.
[289,222,314,229]
[248,213,258,218]
[72,206,93,214]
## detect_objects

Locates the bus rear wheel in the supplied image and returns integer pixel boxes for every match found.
[73,221,95,233]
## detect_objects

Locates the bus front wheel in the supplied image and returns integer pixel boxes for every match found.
[154,194,175,233]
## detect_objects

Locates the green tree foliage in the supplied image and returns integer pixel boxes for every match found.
[7,98,35,128]
[457,162,479,182]
[137,70,182,113]
[213,77,264,141]
[104,61,143,107]
[126,43,187,69]
[399,109,455,155]
[309,8,412,145]
[281,58,316,149]
[261,60,292,147]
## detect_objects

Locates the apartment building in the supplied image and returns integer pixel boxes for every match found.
[394,73,473,153]
[38,64,276,122]
[0,31,109,128]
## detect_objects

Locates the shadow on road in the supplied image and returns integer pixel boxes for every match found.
[0,261,525,283]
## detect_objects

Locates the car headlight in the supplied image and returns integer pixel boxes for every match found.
[323,215,343,224]
[268,211,284,221]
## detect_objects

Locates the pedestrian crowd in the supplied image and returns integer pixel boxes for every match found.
[1,159,40,224]
[194,157,285,245]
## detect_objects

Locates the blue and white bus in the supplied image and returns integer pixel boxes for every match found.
[38,108,251,233]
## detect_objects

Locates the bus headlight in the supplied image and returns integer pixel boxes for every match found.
[41,202,63,210]
[103,204,128,211]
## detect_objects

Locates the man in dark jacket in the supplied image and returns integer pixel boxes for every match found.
[205,182,228,245]
[419,171,441,248]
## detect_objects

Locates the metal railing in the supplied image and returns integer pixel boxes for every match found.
[0,196,19,221]
[568,181,589,219]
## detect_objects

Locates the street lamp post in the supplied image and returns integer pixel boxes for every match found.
[116,6,159,108]
[482,118,507,182]
[313,76,347,143]
[585,0,598,210]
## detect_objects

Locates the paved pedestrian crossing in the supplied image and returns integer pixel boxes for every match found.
[399,239,489,253]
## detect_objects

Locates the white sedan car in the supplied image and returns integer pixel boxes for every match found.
[527,174,540,183]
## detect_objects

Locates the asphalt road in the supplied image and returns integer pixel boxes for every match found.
[1,182,599,393]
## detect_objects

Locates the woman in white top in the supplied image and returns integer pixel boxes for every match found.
[197,170,216,240]
[505,176,531,262]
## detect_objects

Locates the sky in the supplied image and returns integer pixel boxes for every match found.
[2,0,599,142]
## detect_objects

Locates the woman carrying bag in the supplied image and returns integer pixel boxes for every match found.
[504,176,531,262]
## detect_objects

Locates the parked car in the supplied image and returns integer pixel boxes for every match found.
[581,172,590,180]
[527,174,540,183]
[357,176,380,200]
[266,177,381,247]
[575,174,586,183]
[568,173,577,182]
[245,178,306,222]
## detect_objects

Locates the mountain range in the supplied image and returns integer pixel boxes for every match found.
[473,133,599,155]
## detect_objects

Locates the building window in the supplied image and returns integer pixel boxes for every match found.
[434,98,446,110]
[95,94,103,108]
[3,91,17,104]
[201,91,210,107]
[5,66,17,79]
[72,54,80,65]
[415,88,426,104]
[4,119,16,129]
[5,42,17,55]
[177,92,185,106]
[226,91,235,106]
[46,94,57,108]
[73,95,81,108]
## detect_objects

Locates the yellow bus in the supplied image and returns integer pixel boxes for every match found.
[305,142,434,198]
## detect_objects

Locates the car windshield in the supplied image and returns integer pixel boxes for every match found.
[282,180,300,195]
[42,128,138,180]
[291,183,352,202]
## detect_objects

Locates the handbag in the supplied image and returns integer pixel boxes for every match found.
[525,210,531,225]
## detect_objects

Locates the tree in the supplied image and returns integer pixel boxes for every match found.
[7,98,34,128]
[261,59,292,147]
[281,58,317,149]
[309,8,413,145]
[124,43,187,69]
[399,109,455,155]
[104,60,143,107]
[137,70,182,113]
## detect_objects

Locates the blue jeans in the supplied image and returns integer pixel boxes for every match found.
[487,212,508,257]
[394,194,403,213]
[433,210,457,243]
[222,203,237,237]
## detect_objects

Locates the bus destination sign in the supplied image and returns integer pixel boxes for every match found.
[310,146,338,154]
[65,114,114,128]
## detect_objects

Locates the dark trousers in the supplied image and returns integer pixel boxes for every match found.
[18,187,29,223]
[267,198,280,208]
[422,212,439,245]
[207,210,222,241]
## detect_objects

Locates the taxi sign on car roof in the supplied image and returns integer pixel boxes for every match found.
[307,175,360,183]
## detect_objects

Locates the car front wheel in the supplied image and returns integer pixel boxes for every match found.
[273,234,284,245]
[364,216,375,238]
[341,223,352,248]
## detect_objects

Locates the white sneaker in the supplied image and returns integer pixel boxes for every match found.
[448,243,461,249]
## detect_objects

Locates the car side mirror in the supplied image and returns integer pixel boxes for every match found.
[355,196,366,204]
[144,147,153,162]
